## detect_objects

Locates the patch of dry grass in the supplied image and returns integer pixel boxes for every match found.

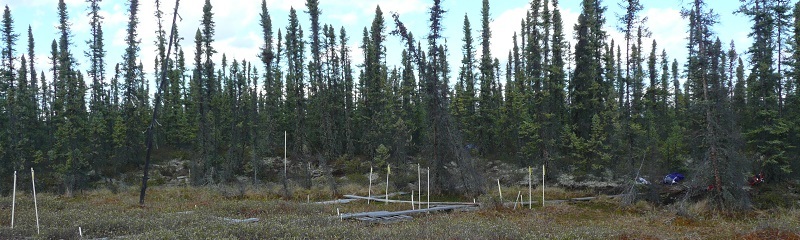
[0,185,798,239]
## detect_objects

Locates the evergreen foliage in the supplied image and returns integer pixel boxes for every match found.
[0,0,796,205]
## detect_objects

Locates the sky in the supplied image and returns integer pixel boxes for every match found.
[3,0,752,88]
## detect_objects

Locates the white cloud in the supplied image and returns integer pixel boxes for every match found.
[267,0,307,11]
[100,8,128,27]
[488,7,526,62]
[330,13,359,26]
[351,0,429,15]
[561,8,580,51]
[111,28,126,48]
[3,0,82,7]
[487,6,581,68]
[643,8,687,60]
[349,41,364,67]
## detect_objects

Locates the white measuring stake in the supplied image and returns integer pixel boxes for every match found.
[284,131,287,177]
[417,164,421,209]
[32,168,40,234]
[542,165,545,207]
[411,191,415,210]
[529,166,532,209]
[497,179,503,203]
[385,164,390,205]
[12,171,16,228]
[368,166,373,205]
[79,227,83,238]
[427,168,430,209]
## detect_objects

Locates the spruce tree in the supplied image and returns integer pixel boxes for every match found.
[14,55,38,175]
[199,0,221,182]
[53,0,89,196]
[363,6,389,162]
[540,0,567,171]
[258,0,277,160]
[684,0,750,209]
[788,1,800,169]
[477,0,496,155]
[119,0,145,172]
[27,25,37,109]
[739,0,792,180]
[340,27,356,155]
[1,6,17,82]
[190,29,209,185]
[569,0,608,175]
[1,5,18,182]
[85,0,114,183]
[454,15,476,144]
[284,8,306,177]
[772,0,792,113]
[618,0,645,118]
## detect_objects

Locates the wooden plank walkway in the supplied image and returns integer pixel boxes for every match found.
[514,194,626,206]
[336,194,479,223]
[355,215,413,224]
[339,205,475,223]
[336,194,623,223]
[342,195,479,206]
[314,192,408,204]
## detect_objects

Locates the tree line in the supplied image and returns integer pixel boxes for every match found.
[1,0,798,209]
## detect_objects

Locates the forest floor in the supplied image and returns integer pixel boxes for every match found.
[1,185,799,239]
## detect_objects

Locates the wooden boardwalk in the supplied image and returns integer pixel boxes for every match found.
[331,194,480,223]
[333,193,623,223]
[339,205,477,223]
[313,192,407,204]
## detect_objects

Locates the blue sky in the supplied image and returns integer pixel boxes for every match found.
[4,0,751,87]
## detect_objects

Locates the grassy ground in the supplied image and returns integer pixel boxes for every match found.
[1,186,799,239]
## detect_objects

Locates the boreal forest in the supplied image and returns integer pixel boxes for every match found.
[0,0,798,211]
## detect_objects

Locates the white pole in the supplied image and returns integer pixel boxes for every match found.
[542,165,545,207]
[284,131,287,177]
[11,171,16,228]
[368,166,373,205]
[417,164,421,209]
[497,179,503,203]
[79,227,83,238]
[427,167,430,209]
[529,166,532,209]
[411,191,415,210]
[514,191,521,210]
[385,164,390,205]
[32,168,40,234]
